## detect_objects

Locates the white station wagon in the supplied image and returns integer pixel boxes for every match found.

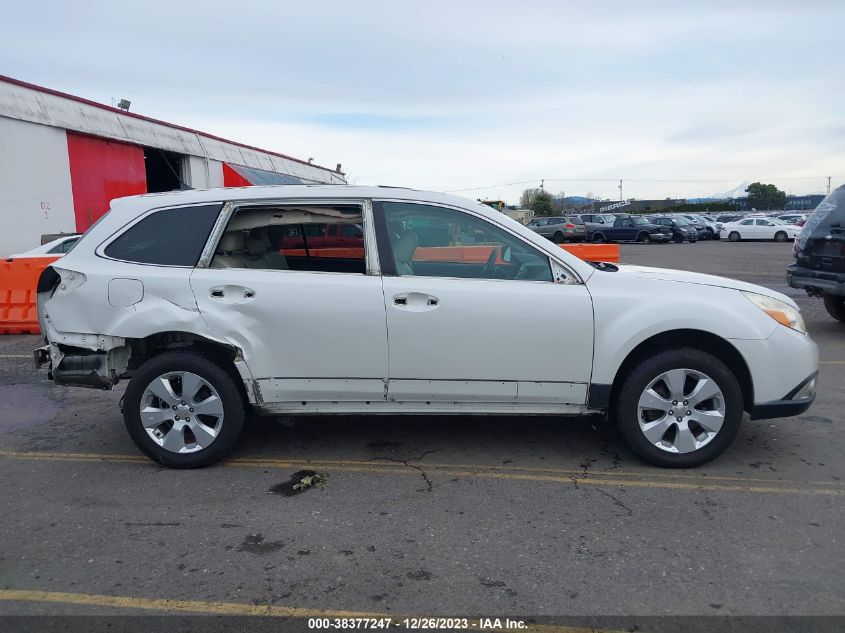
[34,186,818,468]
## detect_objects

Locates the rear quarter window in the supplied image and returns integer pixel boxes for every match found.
[104,203,222,266]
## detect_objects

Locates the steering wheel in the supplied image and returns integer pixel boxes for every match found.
[480,247,498,278]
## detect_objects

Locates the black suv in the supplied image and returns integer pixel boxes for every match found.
[647,216,699,243]
[787,185,845,323]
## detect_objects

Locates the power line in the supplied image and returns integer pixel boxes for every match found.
[444,175,832,193]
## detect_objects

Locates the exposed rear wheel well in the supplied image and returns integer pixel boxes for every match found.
[608,329,754,414]
[127,332,249,403]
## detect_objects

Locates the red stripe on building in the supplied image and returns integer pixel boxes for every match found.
[222,162,253,187]
[66,132,147,231]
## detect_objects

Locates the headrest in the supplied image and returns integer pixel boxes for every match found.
[218,231,245,253]
[393,230,418,261]
[246,235,268,256]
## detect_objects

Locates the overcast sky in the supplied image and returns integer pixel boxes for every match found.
[1,0,842,203]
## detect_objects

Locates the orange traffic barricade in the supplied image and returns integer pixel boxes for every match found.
[561,243,619,263]
[0,256,60,335]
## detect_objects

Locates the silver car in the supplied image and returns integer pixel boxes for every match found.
[526,216,587,243]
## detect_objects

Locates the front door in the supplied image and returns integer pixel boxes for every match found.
[191,201,388,403]
[374,201,594,405]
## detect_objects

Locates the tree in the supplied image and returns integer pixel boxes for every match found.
[519,187,556,216]
[745,182,786,210]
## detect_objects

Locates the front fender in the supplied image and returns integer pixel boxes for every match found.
[587,273,777,386]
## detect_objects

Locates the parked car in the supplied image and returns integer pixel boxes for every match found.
[34,186,817,469]
[8,234,80,260]
[716,214,744,224]
[525,216,586,243]
[572,213,618,240]
[588,214,670,243]
[723,218,799,242]
[647,216,699,243]
[680,214,721,240]
[777,213,808,227]
[787,186,845,323]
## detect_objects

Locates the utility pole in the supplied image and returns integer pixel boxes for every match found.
[828,176,832,194]
[540,179,544,192]
[618,179,623,201]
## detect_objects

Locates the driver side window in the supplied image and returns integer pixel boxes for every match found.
[376,202,553,282]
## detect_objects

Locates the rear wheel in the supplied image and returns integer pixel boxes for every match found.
[614,348,743,468]
[774,231,788,242]
[673,234,684,244]
[123,351,246,468]
[553,231,564,243]
[728,231,741,242]
[824,294,845,323]
[592,232,606,243]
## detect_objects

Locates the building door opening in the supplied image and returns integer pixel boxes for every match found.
[143,148,184,192]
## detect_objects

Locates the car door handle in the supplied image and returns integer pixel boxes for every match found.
[393,292,439,312]
[210,285,256,303]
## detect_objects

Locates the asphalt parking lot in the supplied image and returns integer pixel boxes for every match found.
[0,240,842,627]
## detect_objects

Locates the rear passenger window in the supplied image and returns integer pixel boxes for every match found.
[104,204,221,266]
[211,204,366,274]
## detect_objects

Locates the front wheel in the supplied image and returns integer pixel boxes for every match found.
[613,348,744,467]
[592,233,606,243]
[552,231,564,244]
[774,231,788,242]
[123,351,246,468]
[824,294,845,323]
[728,231,741,242]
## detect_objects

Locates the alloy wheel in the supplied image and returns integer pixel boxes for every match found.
[140,371,224,453]
[636,368,726,454]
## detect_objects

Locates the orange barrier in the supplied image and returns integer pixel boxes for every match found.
[0,256,59,335]
[561,243,619,263]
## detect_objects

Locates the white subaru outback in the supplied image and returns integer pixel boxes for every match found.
[34,186,818,468]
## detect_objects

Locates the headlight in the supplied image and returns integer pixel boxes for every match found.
[742,291,806,334]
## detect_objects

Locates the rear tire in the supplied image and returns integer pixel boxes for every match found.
[774,231,788,242]
[613,348,744,468]
[728,231,741,242]
[673,234,683,244]
[592,233,606,243]
[553,231,564,244]
[123,351,246,468]
[824,294,845,323]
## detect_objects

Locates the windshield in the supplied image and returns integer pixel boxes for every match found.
[674,217,690,226]
[797,186,844,253]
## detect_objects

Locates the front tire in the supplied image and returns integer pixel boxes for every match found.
[592,233,606,243]
[774,231,788,242]
[613,348,744,468]
[552,231,564,244]
[824,294,845,323]
[673,234,683,244]
[123,351,246,468]
[728,231,741,242]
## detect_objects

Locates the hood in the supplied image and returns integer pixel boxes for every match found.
[609,264,797,307]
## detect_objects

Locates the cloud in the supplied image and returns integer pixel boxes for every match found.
[0,0,841,202]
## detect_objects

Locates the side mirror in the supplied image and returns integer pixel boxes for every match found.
[501,246,512,263]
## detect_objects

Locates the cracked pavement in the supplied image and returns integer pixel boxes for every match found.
[1,241,844,620]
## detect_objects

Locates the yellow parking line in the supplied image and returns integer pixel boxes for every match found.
[0,589,617,633]
[1,450,842,496]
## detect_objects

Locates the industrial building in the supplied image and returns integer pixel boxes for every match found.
[0,75,346,256]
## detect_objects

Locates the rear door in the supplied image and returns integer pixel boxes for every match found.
[190,200,388,404]
[374,200,594,405]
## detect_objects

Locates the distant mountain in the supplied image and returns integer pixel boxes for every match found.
[689,181,750,202]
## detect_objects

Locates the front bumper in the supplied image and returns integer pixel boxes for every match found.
[787,263,845,296]
[749,372,817,420]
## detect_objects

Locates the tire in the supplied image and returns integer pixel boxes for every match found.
[553,231,564,244]
[728,231,741,242]
[123,351,247,468]
[637,232,651,243]
[824,294,845,323]
[673,234,683,244]
[592,233,606,243]
[613,348,744,468]
[774,231,788,242]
